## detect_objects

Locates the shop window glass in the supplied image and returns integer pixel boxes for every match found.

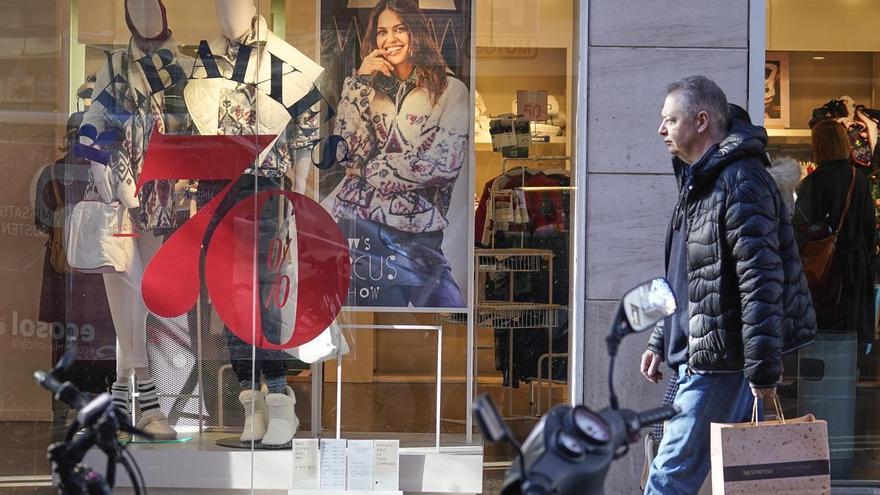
[0,0,580,492]
[766,0,880,484]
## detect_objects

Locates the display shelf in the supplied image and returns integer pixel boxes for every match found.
[475,248,552,272]
[474,302,560,329]
[435,312,468,325]
[767,128,811,137]
[475,136,566,145]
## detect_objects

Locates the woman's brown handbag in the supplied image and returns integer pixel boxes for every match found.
[800,167,855,286]
[48,176,71,273]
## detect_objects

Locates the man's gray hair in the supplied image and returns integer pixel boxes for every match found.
[666,75,731,134]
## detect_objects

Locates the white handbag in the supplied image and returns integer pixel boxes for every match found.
[64,200,136,273]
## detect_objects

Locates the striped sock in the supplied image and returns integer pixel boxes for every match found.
[111,382,130,417]
[136,378,161,414]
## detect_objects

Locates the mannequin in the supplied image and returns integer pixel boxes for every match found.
[184,0,325,446]
[812,96,880,171]
[78,0,193,440]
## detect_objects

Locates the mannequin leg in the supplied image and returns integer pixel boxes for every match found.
[103,244,148,378]
[103,232,177,440]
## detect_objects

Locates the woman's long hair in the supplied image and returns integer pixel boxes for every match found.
[361,0,448,105]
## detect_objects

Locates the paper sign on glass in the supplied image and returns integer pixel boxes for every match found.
[319,439,347,490]
[373,439,400,490]
[346,440,375,490]
[292,439,319,489]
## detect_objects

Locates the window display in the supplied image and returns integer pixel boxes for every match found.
[0,0,581,492]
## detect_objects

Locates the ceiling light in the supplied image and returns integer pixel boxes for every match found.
[812,56,826,61]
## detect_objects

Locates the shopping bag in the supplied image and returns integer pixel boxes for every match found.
[710,397,830,494]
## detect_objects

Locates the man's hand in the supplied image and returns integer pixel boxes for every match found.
[640,349,663,384]
[750,386,777,399]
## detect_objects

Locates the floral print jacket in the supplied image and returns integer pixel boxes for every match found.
[331,73,469,233]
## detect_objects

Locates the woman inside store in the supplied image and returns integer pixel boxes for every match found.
[331,0,469,308]
[794,119,875,343]
[793,119,875,477]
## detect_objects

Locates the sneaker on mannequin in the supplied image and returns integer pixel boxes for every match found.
[136,409,178,440]
[261,386,299,446]
[239,387,268,442]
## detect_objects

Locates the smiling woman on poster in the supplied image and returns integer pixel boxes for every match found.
[330,0,469,308]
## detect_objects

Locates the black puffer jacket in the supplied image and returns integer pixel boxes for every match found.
[647,120,817,387]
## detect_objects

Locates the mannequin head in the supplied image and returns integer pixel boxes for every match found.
[215,0,257,41]
[125,0,167,40]
[839,95,857,118]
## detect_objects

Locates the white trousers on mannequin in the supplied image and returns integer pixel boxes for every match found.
[102,231,163,379]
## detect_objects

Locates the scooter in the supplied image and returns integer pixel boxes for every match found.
[474,277,680,495]
[34,333,149,494]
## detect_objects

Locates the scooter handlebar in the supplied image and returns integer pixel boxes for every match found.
[34,371,88,410]
[636,405,679,429]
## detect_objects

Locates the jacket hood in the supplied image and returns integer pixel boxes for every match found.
[674,119,770,191]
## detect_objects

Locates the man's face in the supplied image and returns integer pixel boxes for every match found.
[659,92,700,162]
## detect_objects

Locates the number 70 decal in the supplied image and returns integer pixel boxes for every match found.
[137,128,350,350]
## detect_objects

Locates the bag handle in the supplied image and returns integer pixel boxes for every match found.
[834,167,857,237]
[751,395,786,425]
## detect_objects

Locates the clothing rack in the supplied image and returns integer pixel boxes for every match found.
[488,156,571,249]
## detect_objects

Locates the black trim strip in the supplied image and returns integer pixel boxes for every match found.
[723,460,829,482]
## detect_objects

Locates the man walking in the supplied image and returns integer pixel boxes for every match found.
[641,75,816,494]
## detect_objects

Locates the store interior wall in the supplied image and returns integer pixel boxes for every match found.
[766,0,880,53]
[787,52,875,130]
[583,0,753,492]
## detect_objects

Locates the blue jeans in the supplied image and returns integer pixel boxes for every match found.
[644,364,756,495]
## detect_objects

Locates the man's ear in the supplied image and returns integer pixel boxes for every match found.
[695,111,710,134]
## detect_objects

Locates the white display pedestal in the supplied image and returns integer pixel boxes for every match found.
[84,432,483,493]
[289,491,403,495]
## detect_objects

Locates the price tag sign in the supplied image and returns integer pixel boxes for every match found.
[517,90,548,122]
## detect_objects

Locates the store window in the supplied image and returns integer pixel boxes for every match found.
[0,0,580,492]
[766,0,880,485]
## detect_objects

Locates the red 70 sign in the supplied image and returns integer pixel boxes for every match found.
[138,128,350,350]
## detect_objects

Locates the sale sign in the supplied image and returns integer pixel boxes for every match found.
[517,90,549,122]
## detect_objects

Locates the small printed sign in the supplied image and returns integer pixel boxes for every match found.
[517,90,549,122]
[292,439,320,489]
[319,439,347,490]
[373,439,400,491]
[346,440,375,490]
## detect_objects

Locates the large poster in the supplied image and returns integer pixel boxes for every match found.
[319,0,472,311]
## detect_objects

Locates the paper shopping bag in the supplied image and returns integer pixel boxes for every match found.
[710,398,830,494]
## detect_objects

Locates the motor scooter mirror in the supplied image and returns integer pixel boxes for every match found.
[620,277,676,333]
